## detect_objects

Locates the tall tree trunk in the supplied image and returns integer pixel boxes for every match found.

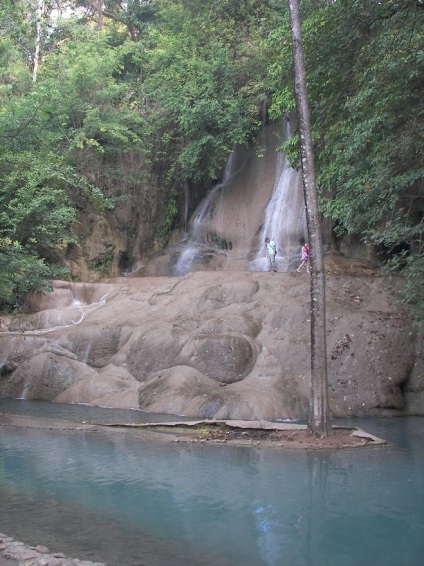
[33,0,44,82]
[96,0,103,30]
[288,0,331,437]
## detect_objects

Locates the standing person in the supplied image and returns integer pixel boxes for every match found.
[297,241,310,273]
[265,237,277,272]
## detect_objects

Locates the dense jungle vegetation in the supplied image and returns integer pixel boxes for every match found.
[0,0,423,320]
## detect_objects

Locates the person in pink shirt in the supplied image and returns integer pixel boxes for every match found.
[297,241,310,273]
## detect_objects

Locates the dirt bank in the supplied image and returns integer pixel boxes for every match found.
[0,412,387,450]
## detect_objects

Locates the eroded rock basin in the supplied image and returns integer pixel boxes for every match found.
[0,262,423,419]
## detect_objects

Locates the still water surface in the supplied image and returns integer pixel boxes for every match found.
[0,399,423,566]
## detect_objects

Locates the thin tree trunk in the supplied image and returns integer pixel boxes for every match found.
[288,0,331,437]
[96,0,103,30]
[33,0,45,82]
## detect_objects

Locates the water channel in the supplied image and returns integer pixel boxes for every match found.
[1,399,423,566]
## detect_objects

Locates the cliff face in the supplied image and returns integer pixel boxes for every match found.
[0,259,421,419]
[3,128,417,419]
[68,122,376,282]
[136,123,331,277]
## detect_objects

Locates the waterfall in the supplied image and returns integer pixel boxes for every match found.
[251,119,307,272]
[174,151,236,276]
[0,288,111,335]
[171,119,306,276]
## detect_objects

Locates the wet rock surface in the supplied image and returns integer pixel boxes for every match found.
[0,259,422,419]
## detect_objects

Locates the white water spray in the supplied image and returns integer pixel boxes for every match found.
[174,151,237,276]
[252,119,306,272]
[0,289,111,336]
[173,119,306,275]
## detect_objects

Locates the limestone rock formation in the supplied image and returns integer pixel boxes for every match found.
[0,265,420,419]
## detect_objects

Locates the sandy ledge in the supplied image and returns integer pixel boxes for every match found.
[0,412,388,450]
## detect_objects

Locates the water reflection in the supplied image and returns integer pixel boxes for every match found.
[0,400,423,566]
[0,398,198,424]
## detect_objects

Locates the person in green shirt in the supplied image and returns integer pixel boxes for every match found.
[265,237,277,272]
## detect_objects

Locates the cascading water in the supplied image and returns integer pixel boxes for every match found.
[251,119,307,272]
[171,118,306,276]
[174,151,236,276]
[0,286,111,336]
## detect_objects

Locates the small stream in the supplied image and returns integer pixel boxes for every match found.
[1,399,423,566]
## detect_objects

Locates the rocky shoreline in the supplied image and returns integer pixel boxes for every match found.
[0,534,106,566]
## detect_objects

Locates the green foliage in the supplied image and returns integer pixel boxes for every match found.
[270,0,424,323]
[0,152,77,252]
[266,16,296,120]
[0,149,76,311]
[384,252,424,326]
[158,190,178,239]
[89,245,114,274]
[75,0,159,40]
[0,22,119,311]
[35,27,147,155]
[0,238,68,313]
[0,1,34,63]
[1,0,423,325]
[262,0,423,322]
[141,2,268,181]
